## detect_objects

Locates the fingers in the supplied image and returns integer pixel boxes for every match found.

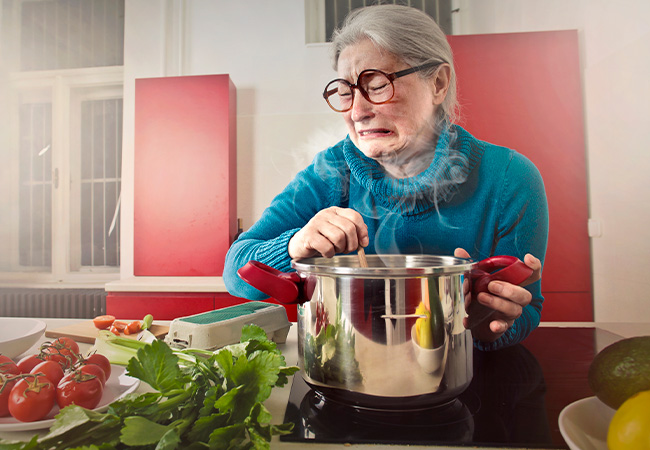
[454,247,471,259]
[462,251,541,343]
[488,319,509,334]
[466,280,532,342]
[483,281,532,313]
[288,207,368,260]
[522,253,542,286]
[333,207,369,247]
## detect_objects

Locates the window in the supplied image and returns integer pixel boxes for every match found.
[305,0,454,44]
[0,0,124,283]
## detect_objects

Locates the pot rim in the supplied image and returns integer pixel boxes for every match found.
[291,254,476,277]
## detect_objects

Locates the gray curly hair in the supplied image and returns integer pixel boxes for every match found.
[330,4,458,124]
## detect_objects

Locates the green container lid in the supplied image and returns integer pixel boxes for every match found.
[178,301,272,325]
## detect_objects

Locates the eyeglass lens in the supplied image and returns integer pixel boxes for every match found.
[325,70,394,112]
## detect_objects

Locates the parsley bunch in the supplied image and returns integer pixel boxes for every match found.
[0,325,299,450]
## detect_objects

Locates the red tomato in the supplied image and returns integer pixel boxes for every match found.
[92,315,116,330]
[8,375,55,422]
[108,324,120,336]
[0,356,20,377]
[16,354,44,374]
[52,337,80,355]
[0,375,17,417]
[56,370,104,410]
[124,320,142,335]
[41,348,73,370]
[42,337,80,368]
[79,364,106,387]
[112,321,127,332]
[84,353,111,380]
[30,360,65,386]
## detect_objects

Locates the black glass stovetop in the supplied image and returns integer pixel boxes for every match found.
[281,327,619,448]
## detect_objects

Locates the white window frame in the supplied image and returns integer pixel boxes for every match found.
[1,66,124,286]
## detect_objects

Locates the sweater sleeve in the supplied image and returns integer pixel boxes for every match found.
[474,151,549,351]
[223,147,348,300]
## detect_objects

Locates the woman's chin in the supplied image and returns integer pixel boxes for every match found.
[358,145,397,161]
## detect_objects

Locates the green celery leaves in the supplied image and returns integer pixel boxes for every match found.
[0,324,299,450]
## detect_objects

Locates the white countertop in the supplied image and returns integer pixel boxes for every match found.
[2,319,649,449]
[104,276,228,292]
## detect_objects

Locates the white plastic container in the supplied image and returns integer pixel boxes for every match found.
[164,301,291,350]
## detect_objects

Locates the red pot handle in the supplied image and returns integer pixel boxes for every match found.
[466,255,533,329]
[237,261,304,305]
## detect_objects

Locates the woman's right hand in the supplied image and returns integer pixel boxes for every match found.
[288,206,369,259]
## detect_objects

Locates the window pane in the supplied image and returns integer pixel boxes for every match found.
[20,0,125,71]
[80,182,92,266]
[19,103,53,268]
[104,181,120,266]
[324,0,337,43]
[323,0,453,41]
[79,98,122,267]
[92,181,104,266]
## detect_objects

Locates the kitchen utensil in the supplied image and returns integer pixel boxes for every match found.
[357,246,369,268]
[238,254,531,409]
[165,301,291,350]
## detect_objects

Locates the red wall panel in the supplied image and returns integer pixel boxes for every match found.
[448,31,592,320]
[134,74,237,276]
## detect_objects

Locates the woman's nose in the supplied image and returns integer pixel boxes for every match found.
[349,89,374,121]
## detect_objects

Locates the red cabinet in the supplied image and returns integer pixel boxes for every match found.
[106,291,297,322]
[109,74,298,323]
[448,31,593,321]
[107,292,215,320]
[133,74,237,276]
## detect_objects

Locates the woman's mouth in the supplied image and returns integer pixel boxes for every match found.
[359,129,392,137]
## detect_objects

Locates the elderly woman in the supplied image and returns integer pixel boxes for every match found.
[223,4,548,350]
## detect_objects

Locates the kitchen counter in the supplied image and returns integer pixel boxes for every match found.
[273,322,649,449]
[1,319,648,449]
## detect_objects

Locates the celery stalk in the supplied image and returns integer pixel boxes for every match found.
[89,330,149,366]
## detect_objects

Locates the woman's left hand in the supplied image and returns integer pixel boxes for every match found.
[454,248,542,343]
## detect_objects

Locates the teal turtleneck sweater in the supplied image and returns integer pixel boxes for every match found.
[224,124,549,350]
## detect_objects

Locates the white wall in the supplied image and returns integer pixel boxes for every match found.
[122,0,650,323]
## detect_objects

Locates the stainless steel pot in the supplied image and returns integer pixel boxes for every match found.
[238,254,531,409]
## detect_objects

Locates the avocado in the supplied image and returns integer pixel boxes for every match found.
[588,335,650,409]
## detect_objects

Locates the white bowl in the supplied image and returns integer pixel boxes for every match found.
[559,396,615,450]
[0,318,47,359]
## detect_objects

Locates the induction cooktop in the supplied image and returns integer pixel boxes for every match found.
[281,327,618,448]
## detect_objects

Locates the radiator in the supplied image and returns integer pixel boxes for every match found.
[0,288,106,319]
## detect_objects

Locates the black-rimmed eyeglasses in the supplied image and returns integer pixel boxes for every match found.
[323,62,442,113]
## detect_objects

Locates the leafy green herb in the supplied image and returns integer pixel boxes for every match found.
[0,325,298,450]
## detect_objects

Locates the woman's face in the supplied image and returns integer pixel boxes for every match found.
[337,39,443,171]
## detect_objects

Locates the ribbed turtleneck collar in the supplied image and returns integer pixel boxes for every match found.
[342,124,484,215]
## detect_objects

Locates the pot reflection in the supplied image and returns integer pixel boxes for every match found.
[470,343,551,445]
